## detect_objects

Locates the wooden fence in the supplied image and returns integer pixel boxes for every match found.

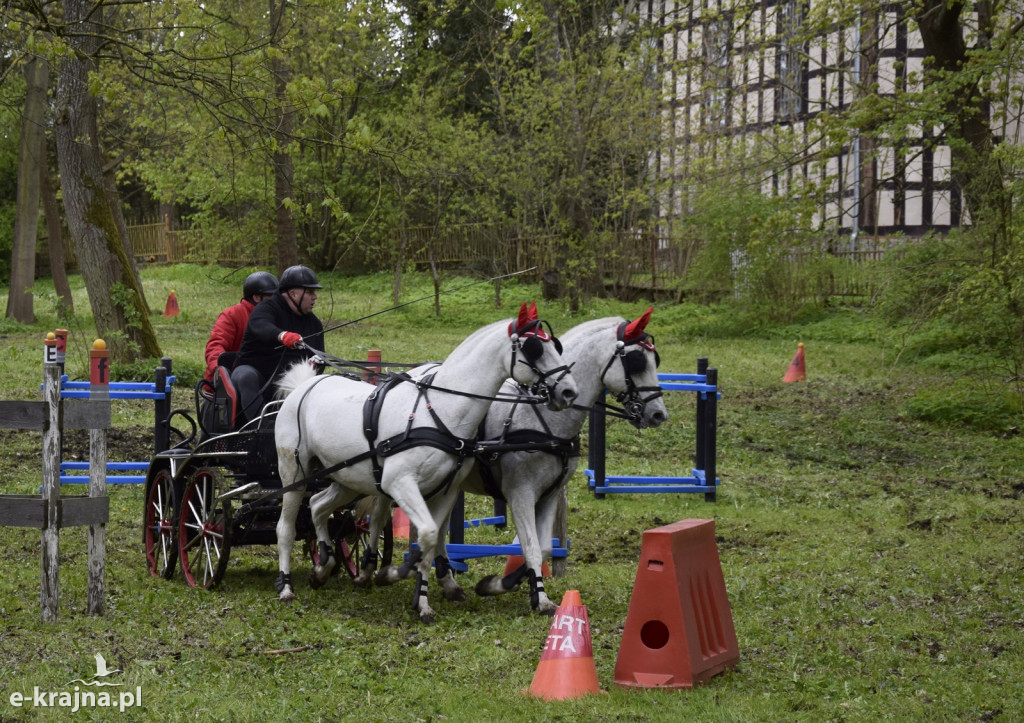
[0,350,110,622]
[125,222,273,265]
[53,219,900,299]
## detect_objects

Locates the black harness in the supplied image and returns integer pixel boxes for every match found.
[359,371,473,500]
[598,321,664,423]
[256,326,573,507]
[475,384,581,503]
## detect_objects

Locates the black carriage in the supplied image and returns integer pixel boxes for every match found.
[142,369,393,589]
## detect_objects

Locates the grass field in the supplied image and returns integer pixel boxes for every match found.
[1,265,1022,721]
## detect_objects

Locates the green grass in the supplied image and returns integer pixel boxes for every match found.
[1,266,1022,721]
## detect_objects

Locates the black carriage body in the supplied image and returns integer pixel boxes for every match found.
[144,403,381,588]
[147,412,288,548]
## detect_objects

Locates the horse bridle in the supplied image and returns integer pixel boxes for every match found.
[508,318,574,404]
[600,324,663,423]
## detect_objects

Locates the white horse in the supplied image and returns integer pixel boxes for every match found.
[447,309,669,614]
[273,302,578,623]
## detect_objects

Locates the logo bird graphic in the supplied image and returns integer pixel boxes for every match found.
[67,653,123,687]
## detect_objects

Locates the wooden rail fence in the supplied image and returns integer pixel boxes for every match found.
[51,217,904,300]
[0,337,111,621]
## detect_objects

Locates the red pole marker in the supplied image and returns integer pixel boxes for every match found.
[90,339,111,399]
[782,342,806,383]
[54,329,68,366]
[163,289,180,317]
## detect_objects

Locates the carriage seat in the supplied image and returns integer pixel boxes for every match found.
[198,363,241,437]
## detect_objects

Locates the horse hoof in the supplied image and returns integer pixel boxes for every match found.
[278,588,296,603]
[419,611,436,624]
[318,556,336,579]
[536,600,557,616]
[474,575,502,598]
[308,571,326,590]
[352,572,373,589]
[374,566,399,587]
[443,587,467,603]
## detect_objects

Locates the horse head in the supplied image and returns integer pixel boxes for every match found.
[603,307,668,429]
[508,302,577,410]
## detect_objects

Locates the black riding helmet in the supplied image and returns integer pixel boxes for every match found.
[279,265,323,291]
[243,271,279,302]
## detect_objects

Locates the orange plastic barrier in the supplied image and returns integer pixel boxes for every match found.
[614,519,739,688]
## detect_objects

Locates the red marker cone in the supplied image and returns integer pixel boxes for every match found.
[782,342,805,382]
[163,290,180,317]
[504,534,550,578]
[525,590,604,700]
[392,507,410,540]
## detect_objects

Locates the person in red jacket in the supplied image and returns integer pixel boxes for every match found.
[203,271,279,382]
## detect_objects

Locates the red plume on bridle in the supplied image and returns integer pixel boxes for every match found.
[510,301,551,339]
[623,307,652,341]
[513,302,531,333]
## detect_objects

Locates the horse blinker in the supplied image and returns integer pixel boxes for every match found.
[521,335,544,363]
[622,348,660,376]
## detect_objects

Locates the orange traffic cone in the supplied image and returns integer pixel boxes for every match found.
[163,290,180,317]
[504,534,550,578]
[525,590,604,700]
[782,342,805,382]
[392,507,410,540]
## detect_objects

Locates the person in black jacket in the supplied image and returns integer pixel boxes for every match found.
[231,265,326,423]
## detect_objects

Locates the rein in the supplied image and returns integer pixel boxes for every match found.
[473,327,665,500]
[246,327,572,510]
[302,346,567,408]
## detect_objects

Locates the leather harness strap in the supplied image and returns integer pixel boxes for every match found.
[360,371,473,500]
[475,385,580,503]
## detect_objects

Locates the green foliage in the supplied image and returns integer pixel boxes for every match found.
[904,380,1021,432]
[875,229,1024,411]
[680,178,820,322]
[0,202,14,283]
[0,80,19,285]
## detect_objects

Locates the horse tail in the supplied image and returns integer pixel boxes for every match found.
[274,361,318,399]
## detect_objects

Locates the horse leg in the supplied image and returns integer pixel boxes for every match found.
[474,487,543,603]
[529,492,561,615]
[353,496,390,589]
[432,499,466,603]
[376,480,440,623]
[275,487,305,602]
[307,483,349,589]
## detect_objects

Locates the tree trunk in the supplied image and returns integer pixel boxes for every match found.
[270,0,298,272]
[54,0,161,363]
[41,136,74,312]
[915,0,1007,258]
[6,55,48,323]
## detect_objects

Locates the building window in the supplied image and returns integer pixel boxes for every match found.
[777,0,804,119]
[703,16,733,128]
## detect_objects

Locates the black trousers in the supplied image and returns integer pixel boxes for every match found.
[231,364,268,423]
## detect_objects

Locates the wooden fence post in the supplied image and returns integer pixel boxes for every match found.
[41,361,61,622]
[87,340,110,615]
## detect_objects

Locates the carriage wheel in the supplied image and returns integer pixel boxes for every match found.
[144,466,177,579]
[178,468,232,588]
[338,511,394,578]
